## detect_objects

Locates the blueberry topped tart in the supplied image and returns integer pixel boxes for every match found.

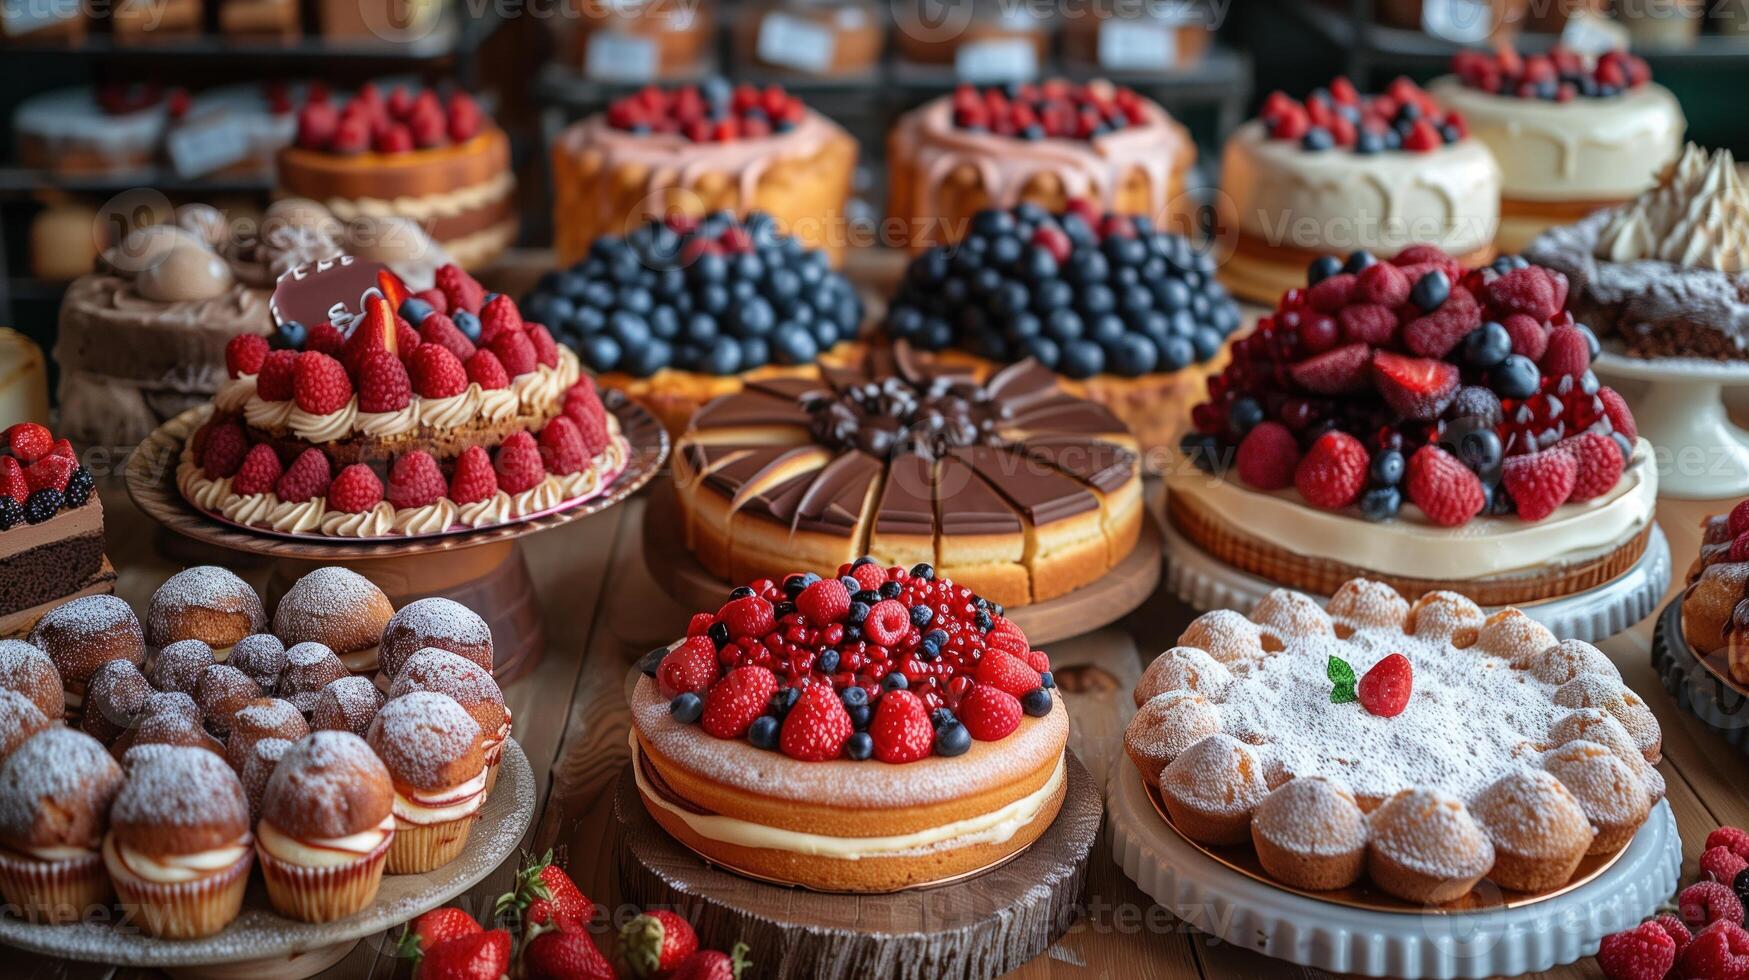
[525,210,867,435]
[883,199,1241,465]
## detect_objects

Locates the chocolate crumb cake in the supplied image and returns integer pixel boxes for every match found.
[673,349,1142,607]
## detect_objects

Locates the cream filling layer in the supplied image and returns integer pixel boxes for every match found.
[107,833,252,884]
[392,768,487,826]
[8,844,97,863]
[1166,440,1657,580]
[257,813,394,869]
[631,738,1066,860]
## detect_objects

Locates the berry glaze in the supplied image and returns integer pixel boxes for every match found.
[649,561,1056,763]
[947,80,1154,141]
[1261,77,1467,154]
[604,79,809,141]
[1453,47,1652,102]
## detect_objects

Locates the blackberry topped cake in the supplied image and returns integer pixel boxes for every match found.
[883,200,1242,461]
[887,79,1195,251]
[177,264,629,538]
[551,80,857,267]
[1219,77,1502,304]
[1429,47,1684,252]
[632,560,1067,891]
[674,348,1140,609]
[0,424,111,637]
[1172,246,1654,606]
[524,211,866,437]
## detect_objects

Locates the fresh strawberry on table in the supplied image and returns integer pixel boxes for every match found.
[415,927,510,980]
[619,909,698,978]
[522,927,616,980]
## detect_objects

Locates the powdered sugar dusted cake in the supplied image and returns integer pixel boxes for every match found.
[1126,579,1663,904]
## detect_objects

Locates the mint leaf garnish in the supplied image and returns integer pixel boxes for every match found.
[1328,654,1357,704]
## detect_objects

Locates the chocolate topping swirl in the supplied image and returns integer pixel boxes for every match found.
[802,374,1010,460]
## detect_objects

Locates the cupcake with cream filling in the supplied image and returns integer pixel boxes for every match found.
[0,728,124,923]
[366,691,485,874]
[256,730,396,922]
[388,648,510,793]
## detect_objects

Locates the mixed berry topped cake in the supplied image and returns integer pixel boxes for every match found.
[884,199,1241,461]
[1429,48,1684,252]
[1126,580,1665,903]
[0,424,110,636]
[1679,498,1749,687]
[550,79,857,267]
[674,348,1141,609]
[279,84,515,270]
[1172,246,1655,606]
[177,265,629,538]
[523,211,866,436]
[887,79,1195,251]
[632,560,1066,891]
[1219,77,1501,304]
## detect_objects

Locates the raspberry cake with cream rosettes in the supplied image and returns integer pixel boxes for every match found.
[1127,580,1664,903]
[177,265,629,538]
[1172,247,1655,606]
[1219,77,1501,304]
[1,423,111,637]
[632,560,1067,891]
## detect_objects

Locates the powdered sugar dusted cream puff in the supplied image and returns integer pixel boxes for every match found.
[379,597,494,678]
[366,691,485,874]
[279,642,349,715]
[225,698,309,773]
[257,730,395,922]
[145,566,266,660]
[82,659,150,745]
[0,690,50,760]
[29,594,144,722]
[387,648,509,793]
[0,640,63,722]
[309,676,385,738]
[271,567,393,674]
[0,728,124,923]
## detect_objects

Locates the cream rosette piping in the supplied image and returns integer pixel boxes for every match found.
[320,502,397,537]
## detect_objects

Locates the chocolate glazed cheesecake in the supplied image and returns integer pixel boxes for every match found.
[673,350,1143,608]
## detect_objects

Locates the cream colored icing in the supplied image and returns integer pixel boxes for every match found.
[1596,144,1748,272]
[1219,120,1501,256]
[267,498,326,533]
[320,501,396,536]
[107,833,251,885]
[214,375,257,413]
[244,396,294,430]
[12,844,97,863]
[458,491,515,528]
[482,717,512,765]
[392,768,487,826]
[418,389,480,428]
[320,172,516,224]
[357,403,420,437]
[1427,78,1684,202]
[392,498,460,535]
[257,814,393,869]
[1166,440,1657,580]
[509,477,566,517]
[476,385,518,421]
[288,401,359,442]
[220,492,277,526]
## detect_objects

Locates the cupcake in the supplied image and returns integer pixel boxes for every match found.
[0,640,63,721]
[388,649,511,792]
[256,731,396,922]
[81,659,150,745]
[309,676,385,737]
[0,691,51,759]
[272,568,395,674]
[0,728,125,923]
[29,595,144,722]
[379,598,494,677]
[145,566,266,661]
[103,747,254,939]
[366,692,486,874]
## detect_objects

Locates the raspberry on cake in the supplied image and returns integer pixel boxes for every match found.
[884,200,1241,462]
[176,269,632,538]
[1429,47,1684,252]
[525,211,866,437]
[887,80,1195,252]
[551,79,857,267]
[0,423,113,636]
[1170,248,1656,607]
[277,84,515,269]
[1218,77,1502,304]
[1125,579,1664,904]
[631,561,1069,892]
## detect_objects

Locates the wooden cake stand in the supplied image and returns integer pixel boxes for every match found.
[639,478,1164,645]
[125,395,668,683]
[1651,599,1749,754]
[612,751,1102,980]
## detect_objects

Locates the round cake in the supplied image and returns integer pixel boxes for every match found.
[1678,498,1749,686]
[1173,247,1653,606]
[1126,579,1664,904]
[550,80,858,267]
[1429,47,1684,253]
[882,199,1241,463]
[1218,77,1502,304]
[673,349,1142,609]
[14,84,169,176]
[631,560,1067,891]
[887,79,1195,252]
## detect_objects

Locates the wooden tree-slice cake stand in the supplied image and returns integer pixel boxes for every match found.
[612,751,1101,980]
[0,740,536,980]
[125,395,669,684]
[1651,599,1749,754]
[640,479,1164,646]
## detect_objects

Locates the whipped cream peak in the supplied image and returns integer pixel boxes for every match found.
[1597,143,1748,272]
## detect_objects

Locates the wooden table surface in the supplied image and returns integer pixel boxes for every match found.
[13,470,1743,980]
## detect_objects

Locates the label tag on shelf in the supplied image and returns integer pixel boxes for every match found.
[757,12,836,73]
[271,255,390,333]
[955,38,1038,82]
[586,31,659,82]
[1421,0,1493,43]
[166,116,252,179]
[1098,21,1177,71]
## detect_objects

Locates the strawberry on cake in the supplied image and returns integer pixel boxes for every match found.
[176,265,629,538]
[1173,247,1655,607]
[1,424,112,637]
[1219,78,1502,304]
[631,560,1067,892]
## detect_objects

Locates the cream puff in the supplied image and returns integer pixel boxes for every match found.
[309,676,385,738]
[387,649,511,793]
[279,642,349,716]
[271,567,393,674]
[379,598,494,678]
[29,595,144,722]
[366,692,485,874]
[225,698,310,774]
[81,659,150,745]
[0,640,63,722]
[0,691,50,760]
[145,566,266,661]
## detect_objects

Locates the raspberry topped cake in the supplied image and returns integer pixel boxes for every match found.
[883,200,1241,460]
[887,80,1195,252]
[1,423,111,636]
[1678,498,1749,687]
[1126,580,1665,903]
[278,84,515,269]
[1429,48,1684,252]
[177,265,629,538]
[1219,78,1501,304]
[631,560,1067,891]
[523,211,866,436]
[1173,247,1655,606]
[551,80,857,267]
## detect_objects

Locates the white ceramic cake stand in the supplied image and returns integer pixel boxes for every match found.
[1592,351,1749,500]
[1107,765,1682,979]
[1162,521,1671,644]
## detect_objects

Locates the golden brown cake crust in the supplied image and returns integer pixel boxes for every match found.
[261,730,393,839]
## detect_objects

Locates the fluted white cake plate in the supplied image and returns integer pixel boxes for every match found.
[1107,765,1681,978]
[1162,520,1671,644]
[1592,350,1749,499]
